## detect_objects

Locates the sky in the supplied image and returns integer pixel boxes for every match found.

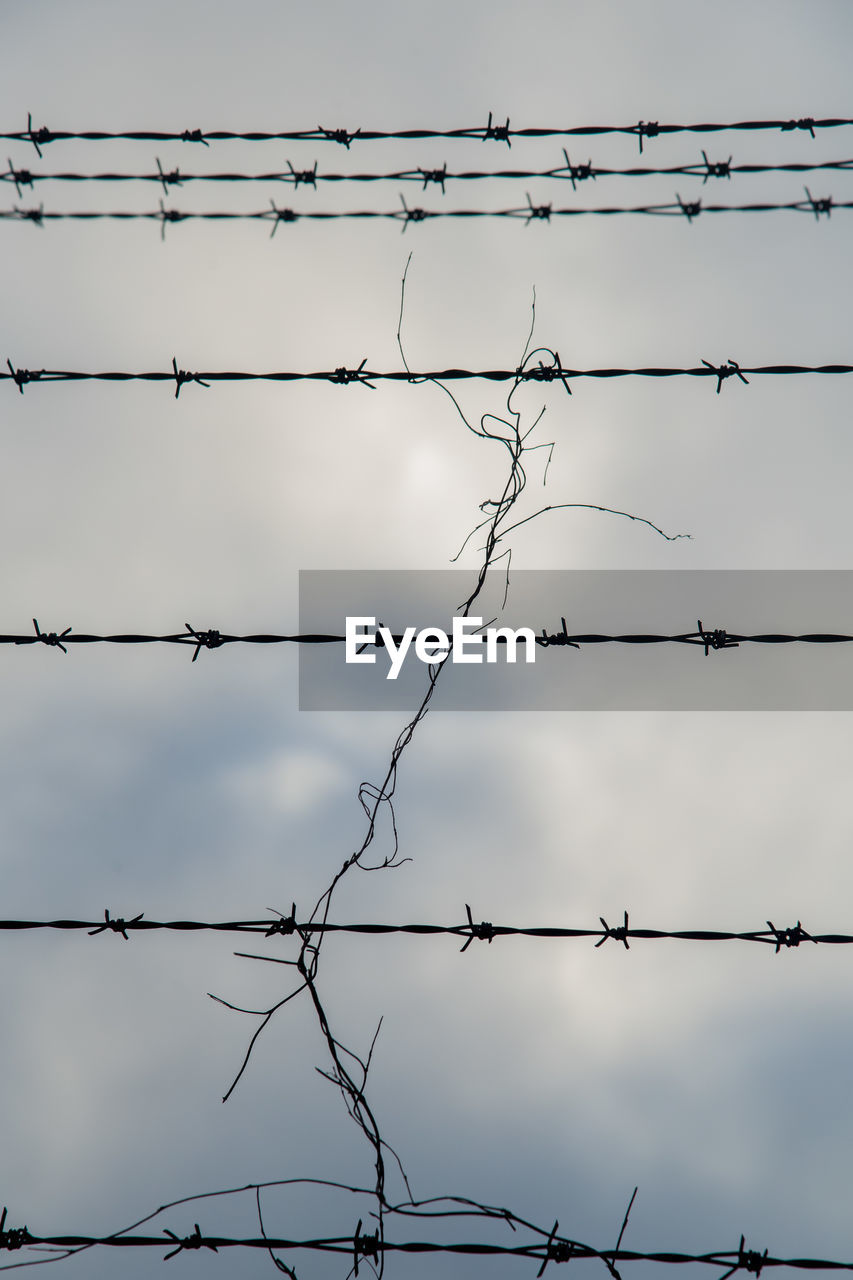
[2,2,853,1278]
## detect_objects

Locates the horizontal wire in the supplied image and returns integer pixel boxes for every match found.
[3,113,851,149]
[0,909,838,952]
[0,1224,849,1272]
[3,362,852,397]
[5,154,853,190]
[1,192,845,228]
[5,624,853,659]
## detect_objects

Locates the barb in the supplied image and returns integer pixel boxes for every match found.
[286,159,318,189]
[24,112,53,156]
[87,908,144,940]
[482,111,512,146]
[459,903,495,953]
[155,157,182,194]
[318,125,362,148]
[395,193,429,233]
[267,198,299,236]
[5,358,44,393]
[157,199,186,239]
[180,128,208,146]
[4,160,33,196]
[162,1224,218,1262]
[700,358,749,394]
[718,1237,769,1280]
[330,358,376,389]
[596,912,631,950]
[801,185,833,219]
[171,357,210,398]
[634,120,660,153]
[13,618,72,653]
[182,622,223,660]
[0,1208,32,1252]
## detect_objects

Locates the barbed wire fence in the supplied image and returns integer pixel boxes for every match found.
[2,112,848,1277]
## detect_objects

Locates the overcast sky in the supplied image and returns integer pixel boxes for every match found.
[2,3,853,1279]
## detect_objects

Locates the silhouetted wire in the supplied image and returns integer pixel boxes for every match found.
[7,622,853,659]
[4,359,853,397]
[3,112,849,149]
[0,910,838,952]
[6,152,853,191]
[1,191,845,228]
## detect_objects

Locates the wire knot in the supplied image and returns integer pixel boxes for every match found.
[330,358,375,389]
[171,357,210,399]
[781,117,815,138]
[460,902,495,952]
[419,165,447,193]
[156,158,182,194]
[676,193,701,222]
[286,160,318,188]
[319,125,361,148]
[518,352,571,396]
[180,128,208,146]
[700,150,732,183]
[537,1222,574,1277]
[766,919,816,953]
[163,1224,218,1261]
[701,358,749,394]
[5,160,34,197]
[182,622,224,660]
[561,150,595,189]
[0,1207,31,1252]
[268,199,299,237]
[537,617,580,648]
[266,903,298,937]
[88,908,144,940]
[26,112,53,157]
[23,618,72,653]
[353,1220,380,1275]
[6,359,45,393]
[483,111,511,146]
[596,911,630,949]
[635,120,660,152]
[158,200,187,239]
[397,194,428,232]
[693,620,738,656]
[803,186,832,219]
[14,203,44,226]
[525,192,552,224]
[720,1236,769,1280]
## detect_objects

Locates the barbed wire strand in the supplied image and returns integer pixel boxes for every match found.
[1,190,845,228]
[7,622,853,659]
[2,112,848,150]
[0,909,837,952]
[6,152,853,191]
[3,357,851,396]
